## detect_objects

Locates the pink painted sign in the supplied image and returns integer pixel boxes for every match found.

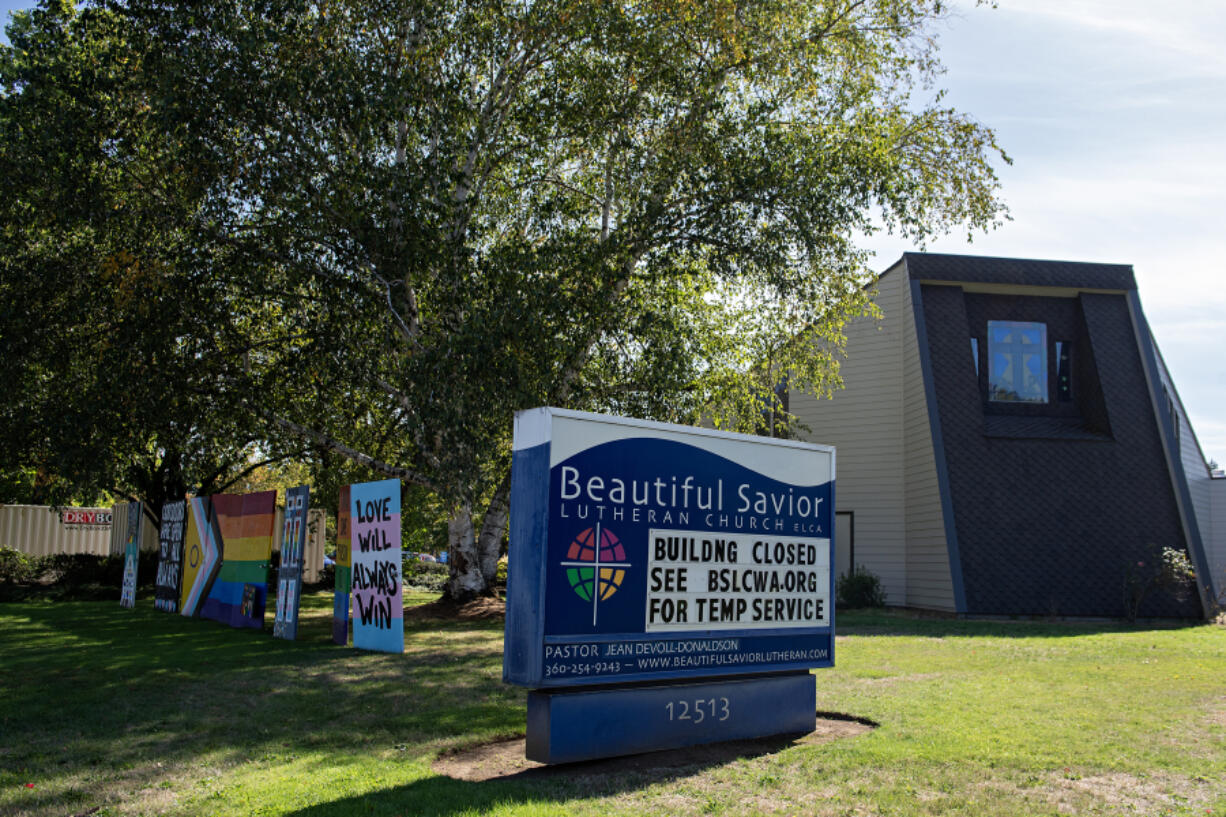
[350,478,403,653]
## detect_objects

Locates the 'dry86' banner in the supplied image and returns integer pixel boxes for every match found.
[503,408,835,689]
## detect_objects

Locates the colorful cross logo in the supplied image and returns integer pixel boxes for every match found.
[561,524,631,626]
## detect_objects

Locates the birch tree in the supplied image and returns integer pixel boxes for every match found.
[116,0,1008,600]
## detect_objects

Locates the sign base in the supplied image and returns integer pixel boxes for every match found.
[526,672,815,764]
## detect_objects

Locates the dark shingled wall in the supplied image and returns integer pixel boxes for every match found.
[919,284,1198,617]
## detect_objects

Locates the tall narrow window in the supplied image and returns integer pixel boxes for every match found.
[1055,341,1072,402]
[988,320,1048,403]
[970,337,979,377]
[1165,388,1181,446]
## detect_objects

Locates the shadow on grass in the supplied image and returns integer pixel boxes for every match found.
[285,733,817,817]
[0,595,518,817]
[1,595,1213,816]
[836,608,1207,639]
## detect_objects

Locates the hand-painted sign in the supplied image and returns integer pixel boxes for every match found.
[504,408,835,689]
[350,479,403,653]
[154,500,187,613]
[119,501,142,608]
[200,491,277,629]
[332,484,352,645]
[180,497,223,617]
[273,485,311,640]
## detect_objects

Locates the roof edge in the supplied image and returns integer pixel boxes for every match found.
[888,251,1137,291]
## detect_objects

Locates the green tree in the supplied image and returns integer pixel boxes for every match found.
[120,0,1008,600]
[0,0,305,524]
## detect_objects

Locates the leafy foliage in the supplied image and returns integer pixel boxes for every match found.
[402,557,450,593]
[4,0,1009,597]
[1122,545,1197,622]
[0,1,305,517]
[0,547,159,601]
[837,564,887,609]
[0,546,38,585]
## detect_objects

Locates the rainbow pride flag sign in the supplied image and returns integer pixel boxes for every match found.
[350,479,403,653]
[200,491,277,629]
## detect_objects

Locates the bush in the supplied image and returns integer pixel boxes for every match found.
[1123,545,1197,622]
[310,563,335,590]
[0,549,161,601]
[39,553,109,586]
[0,547,37,584]
[402,556,449,592]
[837,565,886,609]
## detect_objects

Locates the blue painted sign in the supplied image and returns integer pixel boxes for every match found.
[119,501,142,609]
[504,408,836,689]
[273,485,310,641]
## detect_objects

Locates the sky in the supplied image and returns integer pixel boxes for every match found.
[2,0,1223,462]
[861,0,1226,465]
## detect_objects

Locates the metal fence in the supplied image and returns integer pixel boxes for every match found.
[0,505,116,557]
[4,501,329,583]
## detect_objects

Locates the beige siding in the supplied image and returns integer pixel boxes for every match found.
[901,282,956,611]
[0,505,115,557]
[792,264,908,604]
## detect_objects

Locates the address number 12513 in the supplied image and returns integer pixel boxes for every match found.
[665,697,730,723]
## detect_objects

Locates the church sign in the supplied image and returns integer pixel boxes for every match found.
[504,408,835,763]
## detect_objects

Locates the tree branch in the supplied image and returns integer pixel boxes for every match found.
[271,416,436,489]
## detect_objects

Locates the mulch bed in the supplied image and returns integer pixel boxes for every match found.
[434,716,874,782]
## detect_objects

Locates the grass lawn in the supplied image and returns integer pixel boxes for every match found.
[1,593,1224,817]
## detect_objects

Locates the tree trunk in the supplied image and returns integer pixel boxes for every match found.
[443,473,512,603]
[475,473,511,585]
[444,504,485,603]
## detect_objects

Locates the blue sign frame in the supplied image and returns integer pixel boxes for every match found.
[504,408,836,689]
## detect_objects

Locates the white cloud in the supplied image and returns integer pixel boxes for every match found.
[992,0,1226,77]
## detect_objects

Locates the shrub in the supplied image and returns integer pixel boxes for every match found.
[1123,545,1197,622]
[40,553,106,586]
[0,550,162,601]
[837,565,886,609]
[402,556,448,592]
[0,547,37,584]
[310,563,336,590]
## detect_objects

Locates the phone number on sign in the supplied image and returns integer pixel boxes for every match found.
[544,661,623,677]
